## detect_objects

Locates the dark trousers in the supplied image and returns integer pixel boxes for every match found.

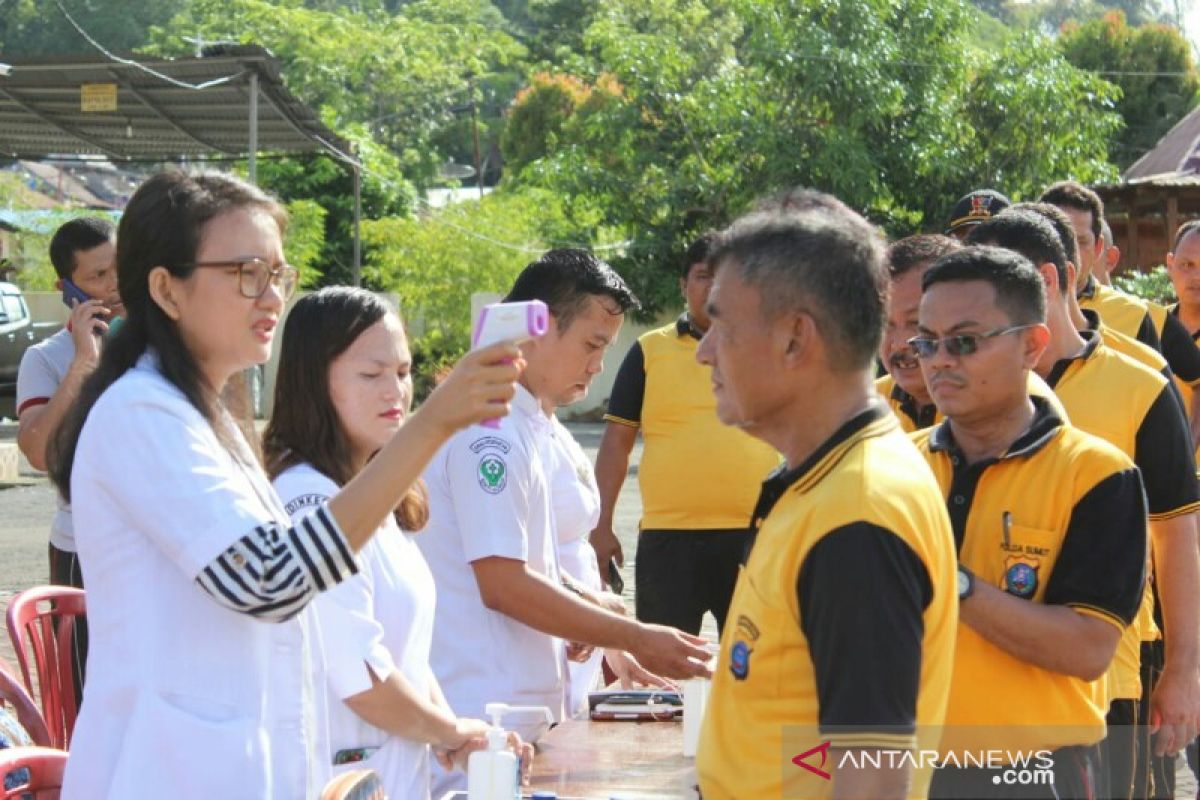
[47,543,87,704]
[1138,640,1174,799]
[1102,698,1150,800]
[634,529,750,637]
[929,744,1099,799]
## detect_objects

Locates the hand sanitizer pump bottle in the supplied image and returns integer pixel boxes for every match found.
[467,703,552,800]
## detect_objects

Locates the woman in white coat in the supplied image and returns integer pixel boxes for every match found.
[47,172,521,799]
[264,288,530,799]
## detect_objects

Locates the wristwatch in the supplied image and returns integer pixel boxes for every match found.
[957,565,975,602]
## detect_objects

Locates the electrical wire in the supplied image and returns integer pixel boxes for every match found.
[54,0,244,90]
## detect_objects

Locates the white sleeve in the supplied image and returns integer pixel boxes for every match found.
[16,344,60,415]
[81,388,292,579]
[444,431,532,563]
[275,467,397,699]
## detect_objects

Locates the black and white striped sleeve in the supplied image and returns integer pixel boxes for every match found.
[194,503,358,622]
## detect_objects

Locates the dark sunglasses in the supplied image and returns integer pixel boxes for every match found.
[907,324,1035,359]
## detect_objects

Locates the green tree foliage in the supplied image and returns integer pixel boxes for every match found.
[504,0,1120,314]
[0,0,190,56]
[1059,11,1199,169]
[1114,263,1175,303]
[361,186,618,352]
[140,0,524,285]
[281,198,327,288]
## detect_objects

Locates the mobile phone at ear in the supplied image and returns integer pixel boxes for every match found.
[608,557,625,595]
[61,279,92,308]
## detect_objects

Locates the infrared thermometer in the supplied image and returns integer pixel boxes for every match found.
[471,299,549,428]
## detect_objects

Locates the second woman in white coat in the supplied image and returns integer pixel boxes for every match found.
[264,287,530,799]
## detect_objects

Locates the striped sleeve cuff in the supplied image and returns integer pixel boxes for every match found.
[195,504,359,623]
[823,732,919,750]
[1148,501,1200,522]
[1069,603,1128,632]
[602,414,640,429]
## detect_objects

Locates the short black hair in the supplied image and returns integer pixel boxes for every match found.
[1174,219,1200,251]
[504,248,640,331]
[681,232,719,279]
[49,216,115,280]
[1007,201,1078,268]
[708,197,887,371]
[966,210,1067,290]
[887,234,961,279]
[1039,180,1104,241]
[922,246,1046,326]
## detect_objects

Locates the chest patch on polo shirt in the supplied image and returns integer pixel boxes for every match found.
[1004,554,1040,599]
[477,455,508,494]
[730,614,759,680]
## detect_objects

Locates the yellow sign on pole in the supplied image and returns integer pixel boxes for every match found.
[81,83,117,113]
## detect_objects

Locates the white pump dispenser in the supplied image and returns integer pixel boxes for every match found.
[466,703,553,800]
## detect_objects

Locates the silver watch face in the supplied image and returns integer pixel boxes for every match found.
[957,568,970,597]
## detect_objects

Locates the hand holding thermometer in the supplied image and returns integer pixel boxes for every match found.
[471,300,549,428]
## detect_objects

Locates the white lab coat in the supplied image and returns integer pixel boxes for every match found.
[546,417,604,716]
[275,463,438,800]
[63,355,331,799]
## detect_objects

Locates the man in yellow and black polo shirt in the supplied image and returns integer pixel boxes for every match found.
[1041,182,1200,442]
[879,233,1065,435]
[970,210,1200,799]
[694,196,958,799]
[1167,220,1200,343]
[878,234,962,432]
[913,245,1147,799]
[590,233,780,636]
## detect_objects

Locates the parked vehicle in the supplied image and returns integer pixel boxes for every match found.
[0,282,60,398]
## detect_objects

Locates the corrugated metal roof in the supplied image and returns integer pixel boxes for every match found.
[1098,172,1200,190]
[1124,104,1200,181]
[0,45,350,162]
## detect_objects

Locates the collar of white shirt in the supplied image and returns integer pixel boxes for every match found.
[512,382,546,422]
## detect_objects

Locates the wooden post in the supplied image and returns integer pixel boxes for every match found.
[1167,193,1180,256]
[1128,189,1141,270]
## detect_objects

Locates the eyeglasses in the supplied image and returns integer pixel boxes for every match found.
[907,324,1035,359]
[184,258,299,300]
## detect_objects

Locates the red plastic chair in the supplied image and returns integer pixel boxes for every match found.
[0,746,68,799]
[5,587,86,750]
[0,657,50,747]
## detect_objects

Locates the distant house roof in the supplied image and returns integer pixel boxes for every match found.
[0,45,350,162]
[1125,105,1200,181]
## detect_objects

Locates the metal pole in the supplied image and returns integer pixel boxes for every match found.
[352,164,362,287]
[469,79,483,199]
[248,71,258,184]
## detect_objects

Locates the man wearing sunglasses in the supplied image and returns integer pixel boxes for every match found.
[968,210,1200,800]
[912,246,1147,799]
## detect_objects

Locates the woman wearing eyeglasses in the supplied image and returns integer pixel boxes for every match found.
[46,171,522,800]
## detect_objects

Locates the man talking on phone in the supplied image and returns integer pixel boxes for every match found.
[16,216,121,696]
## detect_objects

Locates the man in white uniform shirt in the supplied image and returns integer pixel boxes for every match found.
[419,249,712,792]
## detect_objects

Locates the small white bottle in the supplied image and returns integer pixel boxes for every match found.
[467,702,553,800]
[466,726,518,800]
